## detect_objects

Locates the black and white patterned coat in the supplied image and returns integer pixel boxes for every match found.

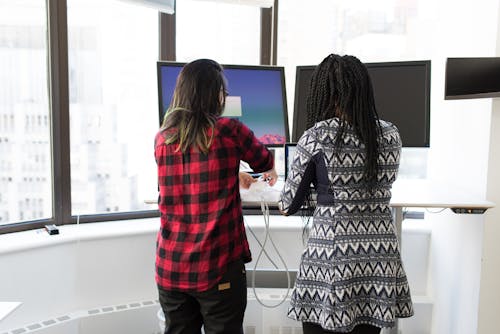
[279,118,414,332]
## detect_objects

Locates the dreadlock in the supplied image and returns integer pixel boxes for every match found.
[306,54,381,185]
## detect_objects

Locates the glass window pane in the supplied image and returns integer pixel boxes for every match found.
[67,0,159,215]
[0,1,52,225]
[176,0,260,65]
[278,0,428,179]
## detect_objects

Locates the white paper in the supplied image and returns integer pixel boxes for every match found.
[0,302,22,321]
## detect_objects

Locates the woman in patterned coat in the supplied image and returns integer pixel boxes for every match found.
[278,54,413,334]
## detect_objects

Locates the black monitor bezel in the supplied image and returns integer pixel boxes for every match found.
[157,61,184,126]
[292,65,315,142]
[157,61,290,145]
[445,57,500,100]
[292,60,432,148]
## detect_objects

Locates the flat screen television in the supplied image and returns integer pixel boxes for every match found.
[445,57,500,100]
[293,60,431,147]
[157,61,289,146]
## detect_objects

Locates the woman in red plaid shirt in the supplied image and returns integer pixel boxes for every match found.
[155,59,277,334]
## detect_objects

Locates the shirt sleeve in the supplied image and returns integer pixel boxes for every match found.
[279,129,321,215]
[383,122,402,182]
[236,120,274,173]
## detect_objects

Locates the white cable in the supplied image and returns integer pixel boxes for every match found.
[250,190,291,308]
[245,222,280,269]
[425,207,447,214]
[75,214,81,248]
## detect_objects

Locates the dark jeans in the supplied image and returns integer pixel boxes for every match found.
[303,322,382,334]
[158,260,247,334]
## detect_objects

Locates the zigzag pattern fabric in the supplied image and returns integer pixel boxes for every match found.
[279,118,413,332]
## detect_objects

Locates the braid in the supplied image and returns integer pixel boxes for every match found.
[342,56,381,184]
[306,54,381,186]
[306,55,341,129]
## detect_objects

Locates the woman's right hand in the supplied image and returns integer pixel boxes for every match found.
[239,171,256,189]
[262,168,278,186]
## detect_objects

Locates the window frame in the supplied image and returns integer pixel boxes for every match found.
[1,0,278,234]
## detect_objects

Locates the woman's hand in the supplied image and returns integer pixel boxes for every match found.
[262,168,278,187]
[278,201,289,216]
[239,172,256,189]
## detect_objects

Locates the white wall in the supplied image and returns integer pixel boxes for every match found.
[424,0,497,196]
[477,2,500,326]
[427,211,485,334]
[0,218,433,333]
[412,1,499,332]
[0,220,159,331]
[478,100,500,333]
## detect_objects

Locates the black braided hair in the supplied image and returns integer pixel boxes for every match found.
[306,54,381,185]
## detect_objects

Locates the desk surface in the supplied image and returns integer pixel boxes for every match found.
[147,179,495,210]
[241,179,494,210]
[390,179,494,209]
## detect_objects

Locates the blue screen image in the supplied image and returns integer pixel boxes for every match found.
[159,64,288,145]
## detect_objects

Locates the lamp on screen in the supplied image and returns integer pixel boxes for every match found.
[223,96,242,117]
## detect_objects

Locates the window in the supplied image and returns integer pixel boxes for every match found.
[176,0,260,65]
[67,0,159,215]
[278,0,429,179]
[0,1,52,225]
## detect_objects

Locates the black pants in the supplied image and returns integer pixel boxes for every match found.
[158,260,247,334]
[303,322,382,334]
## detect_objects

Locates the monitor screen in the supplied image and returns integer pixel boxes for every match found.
[284,143,297,180]
[445,57,500,99]
[157,61,289,145]
[292,61,431,147]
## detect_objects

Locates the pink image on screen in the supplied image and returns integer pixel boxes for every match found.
[258,134,286,144]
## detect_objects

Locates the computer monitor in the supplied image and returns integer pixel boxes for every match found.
[292,61,431,147]
[445,57,500,99]
[157,61,289,145]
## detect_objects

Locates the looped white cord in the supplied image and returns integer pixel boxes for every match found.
[250,193,291,308]
[425,207,447,214]
[245,223,281,269]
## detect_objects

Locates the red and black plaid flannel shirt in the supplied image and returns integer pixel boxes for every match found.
[154,117,274,291]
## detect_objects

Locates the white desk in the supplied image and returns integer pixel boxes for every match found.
[150,179,495,334]
[390,179,494,243]
[388,180,493,334]
[242,179,494,334]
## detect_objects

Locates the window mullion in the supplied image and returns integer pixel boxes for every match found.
[260,0,278,65]
[159,10,176,61]
[47,0,72,226]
